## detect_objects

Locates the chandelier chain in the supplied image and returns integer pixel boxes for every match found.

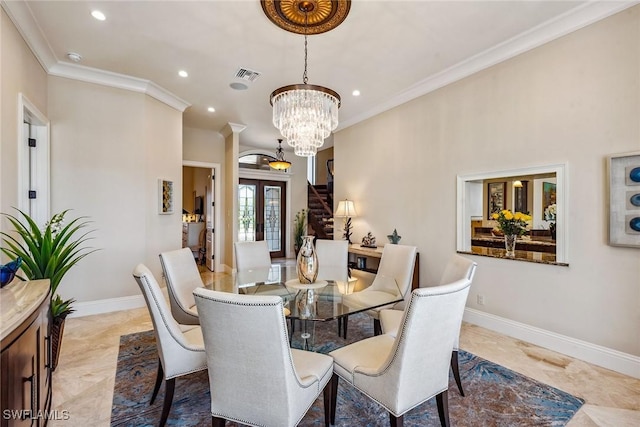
[303,10,308,84]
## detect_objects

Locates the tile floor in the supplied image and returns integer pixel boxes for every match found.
[49,268,640,426]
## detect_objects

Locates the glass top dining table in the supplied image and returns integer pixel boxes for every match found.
[204,263,402,323]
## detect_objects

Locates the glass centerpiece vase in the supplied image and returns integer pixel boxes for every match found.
[296,236,318,284]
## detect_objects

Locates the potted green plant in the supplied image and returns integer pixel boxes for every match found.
[293,209,307,256]
[1,209,97,370]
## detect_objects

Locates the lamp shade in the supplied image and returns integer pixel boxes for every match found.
[513,180,523,188]
[334,200,357,217]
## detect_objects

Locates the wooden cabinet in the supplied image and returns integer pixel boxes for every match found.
[1,280,51,427]
[348,244,420,290]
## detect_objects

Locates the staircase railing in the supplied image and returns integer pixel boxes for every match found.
[307,181,334,239]
[308,182,333,217]
[308,210,330,239]
[326,159,334,210]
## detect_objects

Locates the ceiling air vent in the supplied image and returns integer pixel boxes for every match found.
[234,68,261,82]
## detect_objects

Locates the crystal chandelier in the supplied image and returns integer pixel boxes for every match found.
[268,139,292,170]
[267,1,346,157]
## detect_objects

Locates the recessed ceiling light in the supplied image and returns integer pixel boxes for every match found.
[352,90,361,96]
[207,107,215,113]
[230,82,248,91]
[91,10,106,21]
[178,70,188,78]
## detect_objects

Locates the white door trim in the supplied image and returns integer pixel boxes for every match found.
[17,93,50,226]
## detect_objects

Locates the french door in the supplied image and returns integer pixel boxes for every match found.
[238,179,286,258]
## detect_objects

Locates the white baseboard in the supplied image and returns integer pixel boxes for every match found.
[69,295,146,318]
[463,308,640,379]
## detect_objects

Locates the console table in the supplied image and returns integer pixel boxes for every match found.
[1,279,51,426]
[347,244,420,290]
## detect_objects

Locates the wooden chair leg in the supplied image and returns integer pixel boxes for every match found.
[373,318,382,336]
[343,316,348,339]
[436,390,450,427]
[323,378,332,427]
[289,318,295,344]
[389,413,404,427]
[150,358,163,405]
[212,416,226,427]
[451,350,465,396]
[159,378,175,427]
[330,374,339,425]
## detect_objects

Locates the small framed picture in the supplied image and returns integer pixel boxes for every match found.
[487,182,506,219]
[608,151,640,248]
[542,182,557,220]
[158,179,174,215]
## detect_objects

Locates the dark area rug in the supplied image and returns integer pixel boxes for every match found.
[111,313,584,426]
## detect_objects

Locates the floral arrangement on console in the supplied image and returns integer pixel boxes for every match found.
[492,209,532,236]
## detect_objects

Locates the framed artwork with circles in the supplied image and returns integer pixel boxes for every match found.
[158,178,174,215]
[608,152,640,248]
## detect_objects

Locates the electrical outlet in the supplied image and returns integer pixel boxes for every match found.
[477,294,485,305]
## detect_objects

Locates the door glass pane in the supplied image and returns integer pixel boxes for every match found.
[238,184,256,241]
[264,186,282,251]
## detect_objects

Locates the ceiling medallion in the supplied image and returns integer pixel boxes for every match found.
[260,0,351,35]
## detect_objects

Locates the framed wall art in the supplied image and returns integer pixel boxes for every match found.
[158,179,174,215]
[487,182,506,219]
[541,182,556,220]
[608,151,640,248]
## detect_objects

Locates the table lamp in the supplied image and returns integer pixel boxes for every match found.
[334,199,357,244]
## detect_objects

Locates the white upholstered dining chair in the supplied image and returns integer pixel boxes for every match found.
[132,264,207,427]
[343,244,417,336]
[315,239,349,282]
[330,278,472,427]
[234,240,271,271]
[380,254,477,396]
[159,247,204,325]
[193,287,334,427]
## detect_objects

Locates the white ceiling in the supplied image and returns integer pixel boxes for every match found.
[4,0,637,151]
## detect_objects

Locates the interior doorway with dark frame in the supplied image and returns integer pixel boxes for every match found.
[238,179,287,258]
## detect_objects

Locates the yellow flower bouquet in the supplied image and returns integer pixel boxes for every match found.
[492,209,532,236]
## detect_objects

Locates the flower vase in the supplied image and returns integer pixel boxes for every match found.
[549,223,556,240]
[504,234,517,257]
[296,236,318,284]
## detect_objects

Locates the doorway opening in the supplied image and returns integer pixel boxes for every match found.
[182,161,221,272]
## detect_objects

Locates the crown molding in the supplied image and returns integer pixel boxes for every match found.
[5,0,638,121]
[221,122,247,137]
[337,0,640,131]
[48,62,191,112]
[2,0,191,112]
[1,0,56,70]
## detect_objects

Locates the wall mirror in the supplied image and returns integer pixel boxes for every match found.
[457,163,568,265]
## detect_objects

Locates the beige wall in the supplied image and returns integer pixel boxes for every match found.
[335,7,640,356]
[0,9,48,218]
[48,76,182,304]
